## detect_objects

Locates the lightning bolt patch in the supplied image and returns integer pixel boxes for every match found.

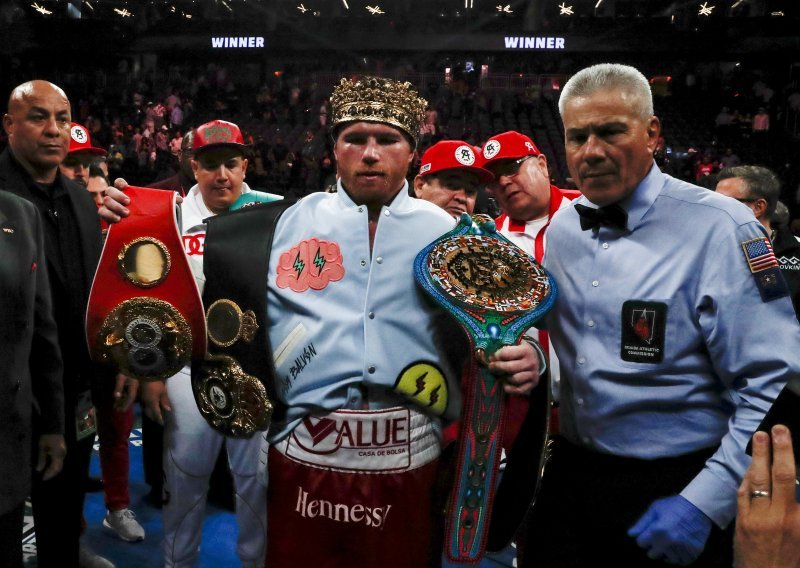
[412,371,429,397]
[429,384,441,407]
[276,237,345,292]
[313,248,326,273]
[294,252,305,277]
[394,362,448,416]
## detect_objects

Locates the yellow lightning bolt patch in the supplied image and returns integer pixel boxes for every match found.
[394,362,448,416]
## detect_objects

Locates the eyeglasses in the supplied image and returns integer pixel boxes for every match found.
[736,198,757,203]
[487,155,533,182]
[62,155,93,168]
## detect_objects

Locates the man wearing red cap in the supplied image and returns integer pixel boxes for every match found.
[479,131,579,565]
[413,140,493,218]
[139,119,279,568]
[61,124,108,210]
[481,132,578,389]
[482,131,579,260]
[59,122,107,187]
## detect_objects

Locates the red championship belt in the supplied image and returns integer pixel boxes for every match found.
[86,186,206,381]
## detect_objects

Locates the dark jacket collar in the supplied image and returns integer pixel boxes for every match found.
[0,147,102,286]
[773,224,800,256]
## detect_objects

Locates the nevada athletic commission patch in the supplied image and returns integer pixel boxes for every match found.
[741,237,788,302]
[621,301,667,363]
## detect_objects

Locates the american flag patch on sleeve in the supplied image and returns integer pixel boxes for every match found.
[742,237,778,273]
[742,237,788,302]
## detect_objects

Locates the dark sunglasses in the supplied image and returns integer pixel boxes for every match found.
[62,155,93,168]
[487,155,533,180]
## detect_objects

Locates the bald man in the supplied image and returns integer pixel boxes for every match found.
[1,80,115,568]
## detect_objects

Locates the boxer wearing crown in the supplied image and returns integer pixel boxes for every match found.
[260,77,540,567]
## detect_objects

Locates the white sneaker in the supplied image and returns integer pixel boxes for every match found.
[103,508,145,542]
[79,546,116,568]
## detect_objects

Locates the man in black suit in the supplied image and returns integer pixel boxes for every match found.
[0,190,65,568]
[1,80,115,568]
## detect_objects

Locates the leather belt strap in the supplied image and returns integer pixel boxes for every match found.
[486,367,551,551]
[86,186,206,381]
[193,199,295,437]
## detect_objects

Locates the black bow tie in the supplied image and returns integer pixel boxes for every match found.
[575,203,628,232]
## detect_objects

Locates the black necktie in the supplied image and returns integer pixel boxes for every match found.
[575,203,628,232]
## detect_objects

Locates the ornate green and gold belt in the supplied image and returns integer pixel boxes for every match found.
[414,213,556,563]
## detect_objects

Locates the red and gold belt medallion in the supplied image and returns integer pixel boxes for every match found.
[86,187,206,381]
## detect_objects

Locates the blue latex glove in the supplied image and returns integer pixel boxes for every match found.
[628,495,712,566]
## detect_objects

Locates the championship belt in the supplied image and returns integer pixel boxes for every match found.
[414,214,556,563]
[86,186,206,381]
[193,200,294,437]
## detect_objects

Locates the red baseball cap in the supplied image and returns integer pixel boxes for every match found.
[68,123,107,157]
[418,140,493,183]
[481,131,541,167]
[192,120,248,155]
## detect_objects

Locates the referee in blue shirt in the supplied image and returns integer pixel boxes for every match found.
[522,63,800,567]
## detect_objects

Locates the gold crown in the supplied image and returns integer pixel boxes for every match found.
[330,76,427,143]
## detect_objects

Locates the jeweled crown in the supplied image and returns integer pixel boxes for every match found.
[330,76,427,143]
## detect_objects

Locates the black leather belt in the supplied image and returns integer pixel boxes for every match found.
[192,199,294,437]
